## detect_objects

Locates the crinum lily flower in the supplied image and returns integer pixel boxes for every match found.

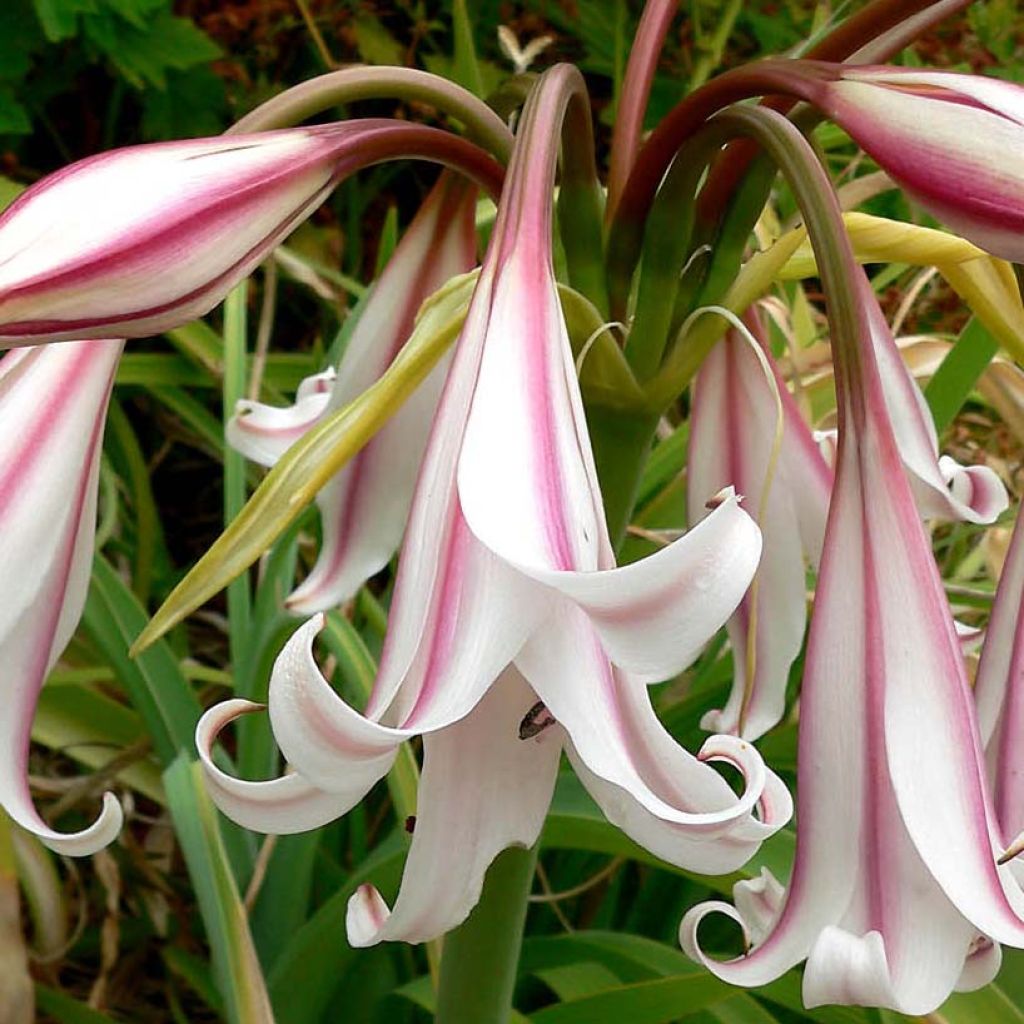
[807,66,1024,262]
[227,171,478,611]
[0,122,501,346]
[687,285,1005,742]
[198,65,791,947]
[680,243,1024,1010]
[0,337,124,855]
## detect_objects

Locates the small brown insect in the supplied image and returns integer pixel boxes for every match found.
[518,701,556,740]
[404,815,417,834]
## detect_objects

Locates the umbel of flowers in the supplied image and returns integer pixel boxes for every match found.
[2,0,1024,1016]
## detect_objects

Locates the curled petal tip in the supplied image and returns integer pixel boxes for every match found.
[346,884,392,948]
[33,792,124,858]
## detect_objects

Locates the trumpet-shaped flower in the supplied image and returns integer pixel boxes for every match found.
[687,311,832,740]
[198,67,791,947]
[0,338,124,855]
[680,267,1024,1014]
[227,172,478,610]
[0,122,501,345]
[811,66,1024,262]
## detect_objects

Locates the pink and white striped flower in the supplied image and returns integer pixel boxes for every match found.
[0,338,124,855]
[680,269,1024,1015]
[197,67,791,947]
[0,122,501,346]
[811,66,1024,262]
[227,172,478,610]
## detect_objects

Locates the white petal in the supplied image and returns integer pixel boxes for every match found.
[346,668,560,946]
[226,369,334,468]
[196,698,354,833]
[517,605,789,870]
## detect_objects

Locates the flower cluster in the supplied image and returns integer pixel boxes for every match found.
[4,5,1024,1015]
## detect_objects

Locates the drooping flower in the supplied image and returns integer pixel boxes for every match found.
[809,65,1024,262]
[0,123,501,346]
[687,309,832,740]
[0,338,124,855]
[227,172,479,610]
[198,65,791,947]
[680,262,1024,1014]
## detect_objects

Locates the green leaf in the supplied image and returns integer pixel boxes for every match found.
[451,0,484,97]
[33,682,164,802]
[84,9,220,89]
[0,88,32,135]
[141,66,226,140]
[924,317,1000,435]
[164,756,274,1024]
[267,832,406,1024]
[529,972,733,1024]
[82,555,201,765]
[35,985,119,1023]
[352,14,404,66]
[133,272,475,654]
[31,0,96,42]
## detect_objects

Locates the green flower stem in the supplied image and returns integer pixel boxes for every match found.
[435,846,538,1024]
[229,66,514,163]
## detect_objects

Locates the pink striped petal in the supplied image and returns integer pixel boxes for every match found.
[0,338,124,855]
[516,604,791,873]
[687,322,831,738]
[286,173,478,612]
[346,668,560,946]
[195,698,355,833]
[0,123,499,344]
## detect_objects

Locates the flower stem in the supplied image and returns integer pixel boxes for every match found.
[435,845,538,1024]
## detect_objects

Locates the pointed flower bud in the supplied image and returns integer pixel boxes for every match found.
[812,66,1024,261]
[0,122,501,345]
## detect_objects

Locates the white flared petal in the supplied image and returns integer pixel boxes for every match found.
[286,174,479,612]
[346,668,560,946]
[957,936,1002,992]
[534,491,762,684]
[517,604,789,871]
[267,616,408,797]
[803,929,899,1009]
[226,369,335,467]
[196,698,354,833]
[0,339,124,855]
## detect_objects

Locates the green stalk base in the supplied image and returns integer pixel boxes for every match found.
[435,845,538,1024]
